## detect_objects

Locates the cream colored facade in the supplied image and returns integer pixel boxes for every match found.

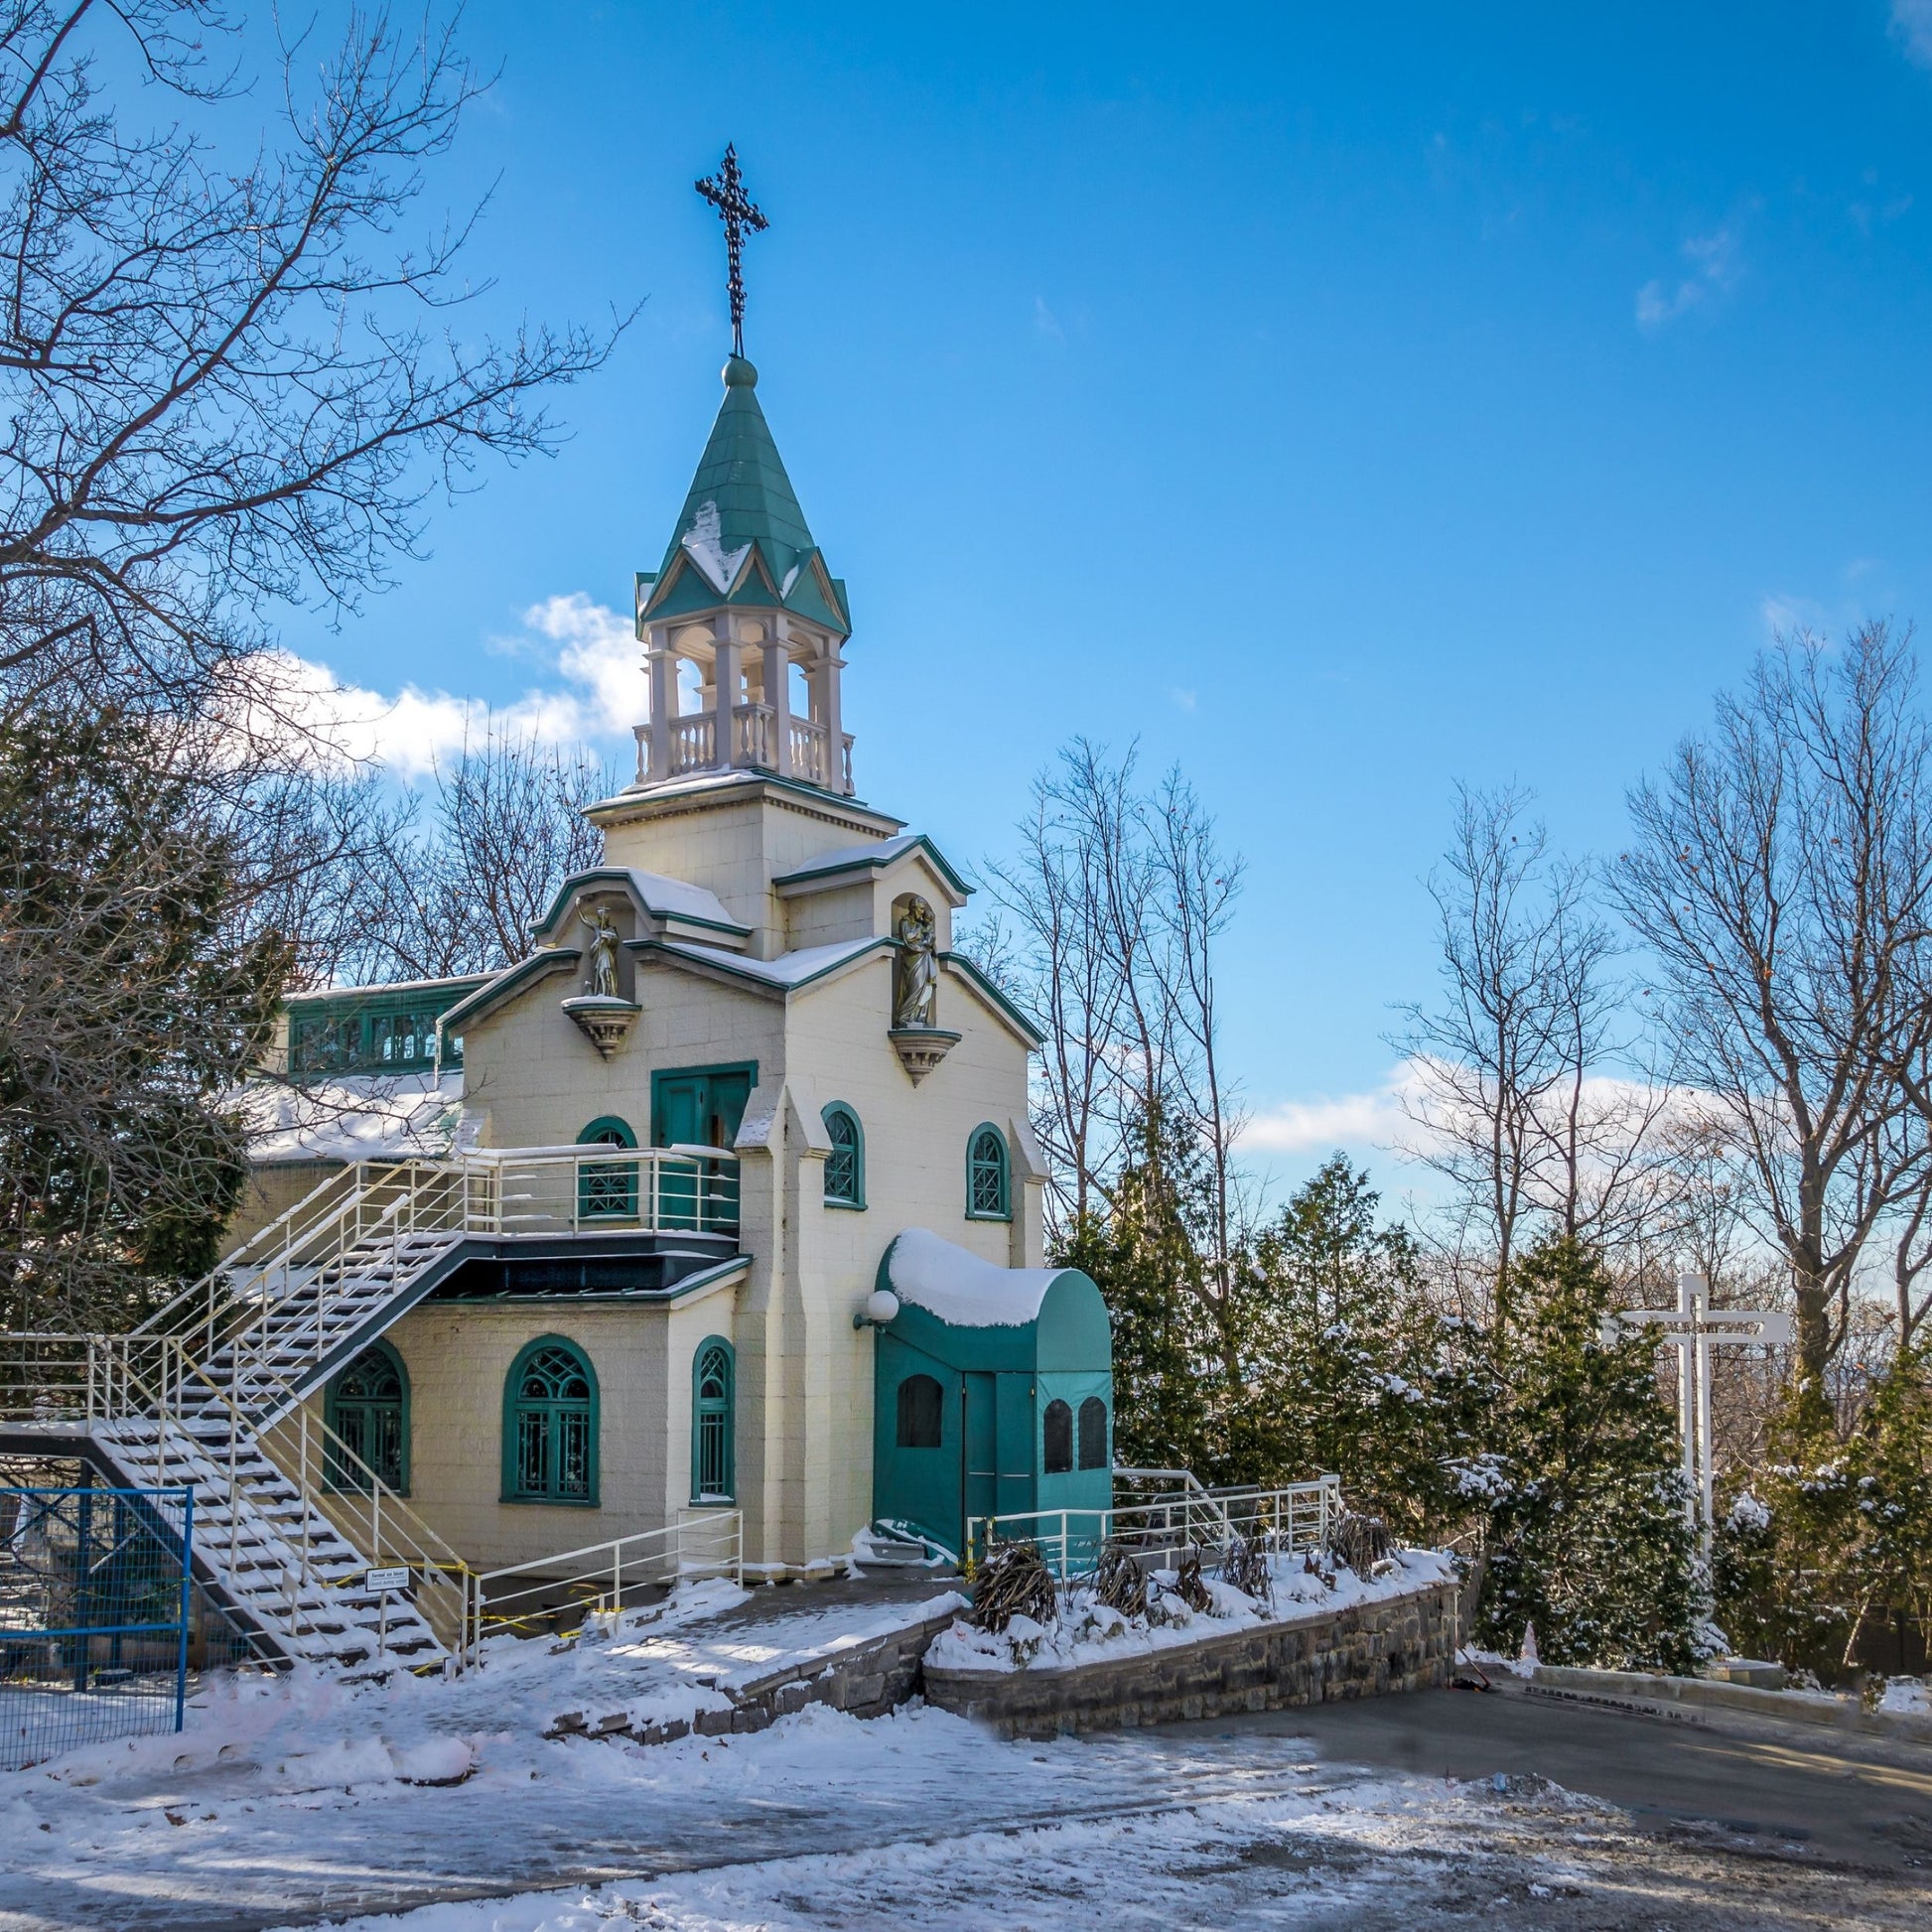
[401,776,1043,1575]
[265,353,1049,1580]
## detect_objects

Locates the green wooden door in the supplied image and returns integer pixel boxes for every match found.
[652,1065,753,1231]
[962,1371,998,1554]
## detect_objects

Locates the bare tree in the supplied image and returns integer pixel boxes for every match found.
[985,738,1245,1299]
[1394,783,1656,1320]
[985,742,1155,1232]
[1143,763,1246,1291]
[0,2,617,724]
[335,723,610,984]
[1613,624,1932,1394]
[0,4,620,1325]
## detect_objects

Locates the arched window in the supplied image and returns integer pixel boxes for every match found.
[577,1116,637,1222]
[691,1337,735,1501]
[503,1337,598,1504]
[325,1340,408,1493]
[966,1124,1011,1221]
[1042,1399,1073,1474]
[821,1103,865,1208]
[1078,1396,1109,1471]
[897,1374,944,1449]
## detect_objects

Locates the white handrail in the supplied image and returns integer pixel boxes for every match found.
[968,1476,1343,1582]
[467,1510,744,1660]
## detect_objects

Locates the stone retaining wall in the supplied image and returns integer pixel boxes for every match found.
[922,1582,1459,1739]
[545,1606,960,1746]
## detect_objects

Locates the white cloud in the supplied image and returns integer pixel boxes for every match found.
[1242,1062,1427,1158]
[1635,225,1740,332]
[1243,1057,1686,1174]
[1892,0,1932,67]
[255,594,640,780]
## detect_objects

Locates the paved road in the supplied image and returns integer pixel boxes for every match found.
[1171,1680,1932,1870]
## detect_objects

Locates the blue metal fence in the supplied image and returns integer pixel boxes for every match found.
[1,1485,193,1771]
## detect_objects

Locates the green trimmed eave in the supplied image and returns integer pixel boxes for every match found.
[640,541,849,636]
[626,935,890,1002]
[438,950,581,1035]
[528,867,751,948]
[940,951,1045,1049]
[772,832,972,901]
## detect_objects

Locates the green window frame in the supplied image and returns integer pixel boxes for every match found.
[502,1335,599,1505]
[577,1116,637,1222]
[690,1336,736,1502]
[324,1339,409,1494]
[821,1102,865,1208]
[1042,1398,1074,1475]
[965,1123,1011,1221]
[1078,1395,1110,1471]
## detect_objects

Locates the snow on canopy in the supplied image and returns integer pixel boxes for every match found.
[884,1229,1070,1329]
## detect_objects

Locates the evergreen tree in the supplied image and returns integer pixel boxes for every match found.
[1474,1239,1701,1672]
[1715,1348,1932,1680]
[0,710,291,1330]
[1239,1156,1474,1535]
[1056,1163,1215,1476]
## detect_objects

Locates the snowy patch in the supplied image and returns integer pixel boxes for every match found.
[656,935,882,990]
[679,500,752,594]
[237,1070,465,1165]
[885,1228,1069,1328]
[928,1549,1457,1675]
[1877,1677,1932,1716]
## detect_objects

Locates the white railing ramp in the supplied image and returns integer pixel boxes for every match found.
[0,1145,741,1671]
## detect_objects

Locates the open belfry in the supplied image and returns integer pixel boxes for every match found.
[0,151,1112,1666]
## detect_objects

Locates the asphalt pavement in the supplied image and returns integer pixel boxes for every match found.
[1167,1678,1932,1871]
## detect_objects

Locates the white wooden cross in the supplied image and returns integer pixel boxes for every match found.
[1607,1274,1792,1551]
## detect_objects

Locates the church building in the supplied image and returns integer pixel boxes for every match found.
[238,207,1115,1585]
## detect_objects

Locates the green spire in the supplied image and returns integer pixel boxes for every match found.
[640,357,849,634]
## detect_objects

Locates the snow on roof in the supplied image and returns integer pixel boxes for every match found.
[680,499,752,595]
[775,835,922,882]
[621,869,742,930]
[239,1070,466,1165]
[885,1229,1067,1329]
[653,935,882,989]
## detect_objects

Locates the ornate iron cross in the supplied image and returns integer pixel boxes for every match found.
[696,144,767,359]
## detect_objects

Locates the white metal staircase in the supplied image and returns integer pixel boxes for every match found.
[2,1144,743,1672]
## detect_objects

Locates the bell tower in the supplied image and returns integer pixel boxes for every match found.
[589,148,898,955]
[629,352,853,797]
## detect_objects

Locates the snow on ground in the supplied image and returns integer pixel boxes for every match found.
[0,1667,1580,1932]
[928,1547,1456,1675]
[1876,1677,1932,1717]
[278,1761,1594,1932]
[7,1567,1909,1932]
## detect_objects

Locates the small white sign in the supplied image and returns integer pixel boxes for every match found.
[364,1566,410,1593]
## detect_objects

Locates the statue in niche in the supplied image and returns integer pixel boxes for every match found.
[579,903,621,999]
[894,896,938,1030]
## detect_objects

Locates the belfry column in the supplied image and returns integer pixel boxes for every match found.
[713,615,741,770]
[763,620,793,777]
[808,642,844,792]
[644,625,674,784]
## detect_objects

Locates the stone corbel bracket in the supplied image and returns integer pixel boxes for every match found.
[562,994,641,1060]
[889,1026,960,1086]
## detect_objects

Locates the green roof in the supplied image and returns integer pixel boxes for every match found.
[641,357,849,635]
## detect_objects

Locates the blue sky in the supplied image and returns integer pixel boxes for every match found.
[281,3,1932,1198]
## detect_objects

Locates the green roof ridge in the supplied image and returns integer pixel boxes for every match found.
[656,357,818,588]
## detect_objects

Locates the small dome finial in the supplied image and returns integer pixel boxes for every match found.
[723,355,758,389]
